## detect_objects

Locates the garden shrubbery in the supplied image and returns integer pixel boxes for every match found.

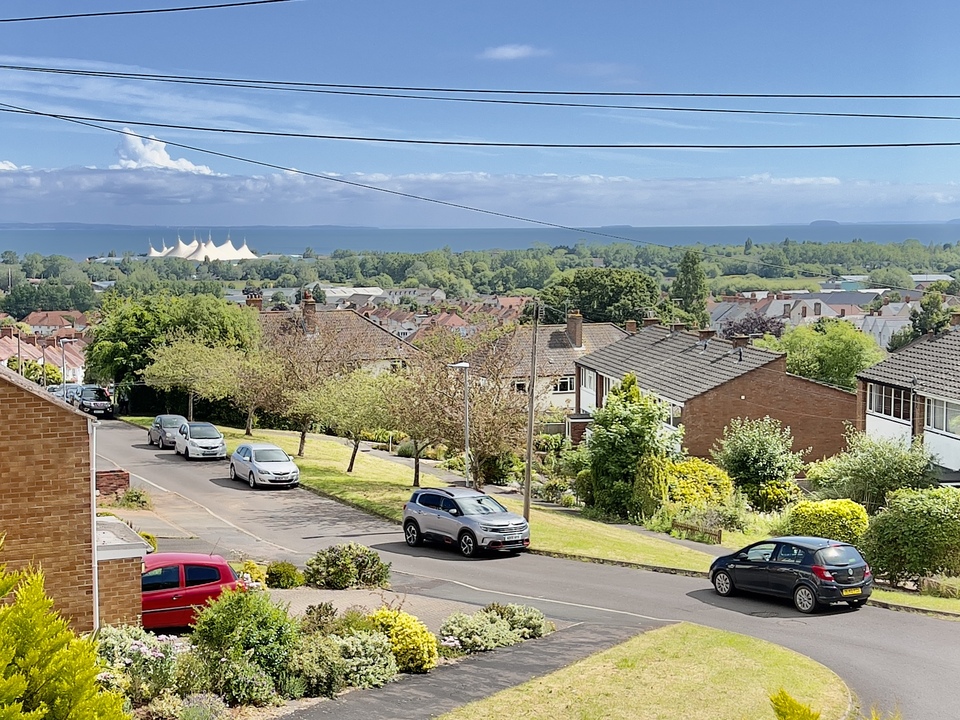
[368,608,439,673]
[666,457,735,507]
[266,560,305,589]
[784,499,869,546]
[304,543,391,589]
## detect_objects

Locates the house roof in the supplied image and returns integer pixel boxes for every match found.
[576,325,784,403]
[21,310,88,327]
[269,308,417,363]
[502,322,629,379]
[857,327,960,399]
[0,363,89,419]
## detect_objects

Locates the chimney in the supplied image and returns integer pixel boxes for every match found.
[302,289,317,327]
[642,316,659,327]
[670,321,687,333]
[23,335,38,346]
[0,327,12,339]
[730,334,750,348]
[566,310,583,348]
[625,319,638,333]
[246,292,263,311]
[905,294,912,302]
[882,296,890,305]
[698,328,716,342]
[951,312,960,327]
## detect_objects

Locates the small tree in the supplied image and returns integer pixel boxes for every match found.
[386,368,445,487]
[807,428,939,514]
[321,369,397,473]
[226,345,286,435]
[711,416,806,511]
[669,250,710,329]
[142,337,241,421]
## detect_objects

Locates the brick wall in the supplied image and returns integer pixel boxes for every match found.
[682,358,857,461]
[98,557,142,626]
[0,369,94,631]
[96,470,130,496]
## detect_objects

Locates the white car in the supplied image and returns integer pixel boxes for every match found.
[230,442,300,489]
[174,422,227,460]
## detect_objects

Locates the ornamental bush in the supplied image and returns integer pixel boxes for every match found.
[861,487,960,585]
[179,692,230,720]
[286,632,346,698]
[95,625,188,706]
[666,457,735,507]
[785,499,869,546]
[481,603,551,639]
[711,416,806,490]
[190,588,300,694]
[368,607,439,673]
[748,478,804,513]
[265,560,305,589]
[438,610,521,653]
[331,631,398,688]
[206,645,277,706]
[304,543,391,590]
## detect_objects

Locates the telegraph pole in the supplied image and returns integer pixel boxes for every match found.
[523,299,540,521]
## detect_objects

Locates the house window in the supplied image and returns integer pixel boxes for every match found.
[512,380,527,394]
[867,383,912,422]
[925,398,960,436]
[580,367,596,391]
[553,375,575,393]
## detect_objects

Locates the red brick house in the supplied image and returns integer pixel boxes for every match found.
[573,323,856,460]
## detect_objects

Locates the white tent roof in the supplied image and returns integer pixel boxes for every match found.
[148,235,257,261]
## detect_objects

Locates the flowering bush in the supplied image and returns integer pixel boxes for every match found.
[438,611,521,653]
[95,625,189,706]
[331,630,398,688]
[481,603,552,640]
[368,607,438,673]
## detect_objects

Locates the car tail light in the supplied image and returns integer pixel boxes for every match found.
[811,565,834,581]
[864,564,872,578]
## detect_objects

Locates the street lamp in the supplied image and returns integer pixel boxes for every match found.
[59,338,79,391]
[448,361,472,488]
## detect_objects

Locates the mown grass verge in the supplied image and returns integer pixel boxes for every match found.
[438,622,850,720]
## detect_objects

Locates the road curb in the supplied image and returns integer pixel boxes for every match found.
[866,597,960,620]
[527,549,710,578]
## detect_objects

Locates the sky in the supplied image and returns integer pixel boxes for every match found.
[3,1,960,229]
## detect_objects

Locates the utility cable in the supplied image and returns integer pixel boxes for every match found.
[0,0,291,23]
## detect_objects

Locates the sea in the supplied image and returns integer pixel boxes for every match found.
[2,221,960,260]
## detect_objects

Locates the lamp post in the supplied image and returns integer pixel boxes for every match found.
[448,361,472,488]
[59,338,79,391]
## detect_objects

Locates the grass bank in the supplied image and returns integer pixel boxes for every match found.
[439,622,850,720]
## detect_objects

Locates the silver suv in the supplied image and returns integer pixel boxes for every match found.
[402,487,530,557]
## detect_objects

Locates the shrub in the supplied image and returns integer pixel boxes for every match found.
[785,499,869,545]
[861,487,960,585]
[438,610,521,653]
[190,588,299,691]
[139,531,158,553]
[666,457,735,507]
[115,486,152,509]
[920,575,960,599]
[368,607,439,673]
[770,688,821,720]
[746,478,804,513]
[559,443,591,479]
[304,543,391,590]
[535,478,569,504]
[331,631,398,688]
[265,561,305,589]
[559,494,578,508]
[481,603,551,639]
[286,632,347,698]
[95,625,188,706]
[300,602,339,635]
[207,645,277,706]
[238,559,267,586]
[145,689,183,719]
[534,434,566,454]
[711,416,806,490]
[396,440,415,458]
[171,650,212,697]
[179,693,229,720]
[328,606,379,636]
[807,429,939,514]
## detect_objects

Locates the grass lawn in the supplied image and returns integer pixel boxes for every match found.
[871,588,960,618]
[438,622,850,720]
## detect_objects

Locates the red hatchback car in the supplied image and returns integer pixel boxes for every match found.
[141,552,240,629]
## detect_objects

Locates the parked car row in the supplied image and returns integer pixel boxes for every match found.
[48,383,115,418]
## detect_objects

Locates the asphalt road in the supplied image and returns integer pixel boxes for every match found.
[97,420,960,718]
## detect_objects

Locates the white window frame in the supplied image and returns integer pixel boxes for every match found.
[867,382,912,422]
[580,367,596,391]
[512,380,527,394]
[925,397,960,437]
[553,375,575,393]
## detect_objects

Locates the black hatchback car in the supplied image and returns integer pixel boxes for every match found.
[709,536,872,613]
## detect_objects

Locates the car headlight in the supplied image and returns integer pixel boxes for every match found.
[480,525,503,533]
[188,440,199,447]
[258,469,273,476]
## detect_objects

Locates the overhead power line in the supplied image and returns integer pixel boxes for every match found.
[2,99,958,302]
[0,0,291,23]
[5,105,960,149]
[5,64,960,122]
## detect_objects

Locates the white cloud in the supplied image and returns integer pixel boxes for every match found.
[478,44,550,61]
[0,160,18,171]
[110,130,212,174]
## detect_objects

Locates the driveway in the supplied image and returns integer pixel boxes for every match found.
[98,420,960,718]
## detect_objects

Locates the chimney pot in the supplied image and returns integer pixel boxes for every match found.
[950,312,960,327]
[245,293,263,311]
[670,321,687,333]
[698,328,716,342]
[566,310,584,348]
[642,316,659,327]
[730,334,749,348]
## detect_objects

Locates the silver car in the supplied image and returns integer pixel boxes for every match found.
[230,442,300,489]
[174,422,227,460]
[147,414,188,449]
[402,487,530,557]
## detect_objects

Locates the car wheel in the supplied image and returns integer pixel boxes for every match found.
[458,531,478,558]
[147,432,155,446]
[793,585,819,614]
[184,447,191,460]
[847,599,867,609]
[229,464,237,481]
[404,521,423,547]
[174,444,180,455]
[248,473,257,490]
[712,570,735,597]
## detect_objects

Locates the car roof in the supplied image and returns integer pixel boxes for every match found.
[157,414,186,419]
[771,536,850,550]
[143,552,229,569]
[414,487,488,499]
[188,421,217,428]
[245,443,286,451]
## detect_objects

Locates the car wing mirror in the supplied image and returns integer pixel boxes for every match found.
[735,552,748,560]
[448,508,459,515]
[288,454,295,462]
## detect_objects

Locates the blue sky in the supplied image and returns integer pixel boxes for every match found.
[3,1,960,228]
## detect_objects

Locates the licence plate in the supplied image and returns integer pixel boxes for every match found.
[504,533,522,541]
[93,410,103,414]
[841,587,861,597]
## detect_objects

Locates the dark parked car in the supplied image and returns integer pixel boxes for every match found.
[147,414,188,449]
[141,552,240,629]
[72,385,114,419]
[709,536,873,613]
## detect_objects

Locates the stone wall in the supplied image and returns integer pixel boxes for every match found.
[96,469,130,496]
[98,557,142,626]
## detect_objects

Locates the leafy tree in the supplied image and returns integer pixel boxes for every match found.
[867,266,914,292]
[320,369,397,472]
[227,346,286,435]
[886,326,917,352]
[807,428,938,514]
[68,282,98,313]
[669,250,710,328]
[711,416,806,511]
[0,540,127,719]
[0,250,17,265]
[755,318,884,390]
[386,365,446,487]
[6,358,62,386]
[142,338,242,421]
[538,268,659,324]
[910,290,950,337]
[720,312,786,340]
[582,374,677,519]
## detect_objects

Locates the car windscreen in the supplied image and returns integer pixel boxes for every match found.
[189,425,221,439]
[160,417,183,427]
[457,495,508,516]
[815,544,864,567]
[254,449,289,463]
[82,388,110,401]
